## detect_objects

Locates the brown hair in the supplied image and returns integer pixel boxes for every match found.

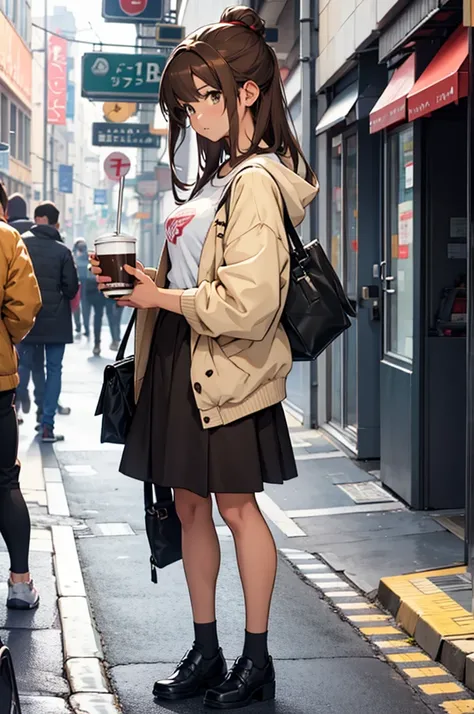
[159,5,315,203]
[0,182,7,215]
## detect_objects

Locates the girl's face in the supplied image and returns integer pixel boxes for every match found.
[179,75,253,144]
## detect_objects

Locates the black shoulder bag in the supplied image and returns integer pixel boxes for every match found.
[144,482,182,584]
[0,638,21,714]
[95,310,136,444]
[219,172,356,361]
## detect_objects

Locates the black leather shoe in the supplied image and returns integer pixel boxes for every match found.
[204,656,275,709]
[153,646,227,701]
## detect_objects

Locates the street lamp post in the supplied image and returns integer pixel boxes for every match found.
[43,0,48,200]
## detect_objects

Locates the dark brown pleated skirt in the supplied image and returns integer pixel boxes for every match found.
[119,310,298,498]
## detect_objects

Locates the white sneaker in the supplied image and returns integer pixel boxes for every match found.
[7,579,40,610]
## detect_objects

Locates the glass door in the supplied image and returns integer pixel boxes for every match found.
[329,132,358,433]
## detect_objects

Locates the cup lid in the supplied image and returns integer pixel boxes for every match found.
[95,231,137,246]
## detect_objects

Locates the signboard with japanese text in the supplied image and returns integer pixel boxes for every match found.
[104,151,131,181]
[58,164,73,193]
[103,0,163,22]
[94,188,108,205]
[48,34,68,125]
[102,0,163,23]
[82,53,166,102]
[92,122,161,148]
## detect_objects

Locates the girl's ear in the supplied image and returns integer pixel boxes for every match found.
[239,80,260,108]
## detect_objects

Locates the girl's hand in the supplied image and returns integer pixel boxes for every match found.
[89,253,144,290]
[116,265,159,309]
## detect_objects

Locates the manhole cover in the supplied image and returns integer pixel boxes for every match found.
[337,481,397,504]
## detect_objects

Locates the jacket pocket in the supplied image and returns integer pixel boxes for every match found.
[0,320,16,377]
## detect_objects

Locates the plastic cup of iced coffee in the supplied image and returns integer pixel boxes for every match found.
[94,232,137,298]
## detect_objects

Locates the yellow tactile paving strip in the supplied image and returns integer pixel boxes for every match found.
[282,550,474,712]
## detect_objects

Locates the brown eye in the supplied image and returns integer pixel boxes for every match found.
[208,92,221,105]
[184,104,195,116]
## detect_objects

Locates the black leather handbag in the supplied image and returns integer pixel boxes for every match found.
[144,483,182,584]
[0,638,21,714]
[220,171,356,361]
[281,205,357,361]
[95,310,136,444]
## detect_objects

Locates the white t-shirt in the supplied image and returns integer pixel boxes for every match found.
[165,154,279,290]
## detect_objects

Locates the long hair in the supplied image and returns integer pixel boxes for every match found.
[159,5,315,203]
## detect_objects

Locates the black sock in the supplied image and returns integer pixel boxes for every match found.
[242,630,269,669]
[193,621,219,659]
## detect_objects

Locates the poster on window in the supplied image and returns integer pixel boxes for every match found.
[398,201,413,259]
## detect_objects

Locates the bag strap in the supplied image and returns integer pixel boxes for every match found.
[116,310,137,361]
[144,482,174,510]
[216,165,308,265]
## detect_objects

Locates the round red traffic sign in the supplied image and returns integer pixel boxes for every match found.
[104,151,131,181]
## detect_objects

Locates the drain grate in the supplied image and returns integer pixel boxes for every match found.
[337,481,397,505]
[429,574,471,592]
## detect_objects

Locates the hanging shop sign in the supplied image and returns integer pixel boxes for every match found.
[104,151,131,181]
[66,81,75,120]
[92,122,162,148]
[0,13,32,108]
[155,24,185,46]
[102,0,163,23]
[94,189,108,205]
[48,34,68,125]
[58,164,73,193]
[103,101,137,123]
[82,53,166,102]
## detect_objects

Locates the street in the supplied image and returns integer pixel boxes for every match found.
[9,332,448,714]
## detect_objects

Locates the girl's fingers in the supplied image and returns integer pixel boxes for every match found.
[91,266,102,275]
[97,276,112,283]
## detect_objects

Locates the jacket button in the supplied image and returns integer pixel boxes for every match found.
[194,382,202,394]
[205,370,213,378]
[204,417,210,424]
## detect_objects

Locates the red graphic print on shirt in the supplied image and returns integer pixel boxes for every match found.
[165,209,196,245]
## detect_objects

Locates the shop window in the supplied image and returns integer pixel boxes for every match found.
[0,95,8,145]
[18,111,24,164]
[24,115,30,166]
[385,125,414,361]
[329,132,358,431]
[9,103,17,159]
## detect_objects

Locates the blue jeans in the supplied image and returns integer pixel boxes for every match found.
[17,344,65,428]
[17,343,45,411]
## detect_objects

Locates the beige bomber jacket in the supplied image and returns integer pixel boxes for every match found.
[135,156,318,429]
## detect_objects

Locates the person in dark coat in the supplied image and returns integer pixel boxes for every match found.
[19,202,79,442]
[7,193,34,236]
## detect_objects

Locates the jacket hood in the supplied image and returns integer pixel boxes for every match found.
[26,224,62,242]
[7,194,28,223]
[9,218,34,235]
[243,155,319,228]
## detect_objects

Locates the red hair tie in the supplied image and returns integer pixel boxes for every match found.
[227,21,258,32]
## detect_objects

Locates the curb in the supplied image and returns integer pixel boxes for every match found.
[44,454,121,713]
[281,548,474,714]
[378,568,474,691]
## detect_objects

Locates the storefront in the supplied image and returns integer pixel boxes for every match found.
[369,16,468,509]
[316,57,386,458]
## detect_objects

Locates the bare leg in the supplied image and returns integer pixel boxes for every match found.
[216,493,277,634]
[174,488,221,624]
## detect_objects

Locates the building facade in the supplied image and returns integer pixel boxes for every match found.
[0,0,33,204]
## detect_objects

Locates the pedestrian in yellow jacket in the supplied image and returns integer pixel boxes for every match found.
[0,181,42,610]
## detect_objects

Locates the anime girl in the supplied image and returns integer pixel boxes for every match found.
[92,5,318,709]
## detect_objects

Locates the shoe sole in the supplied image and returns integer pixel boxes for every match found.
[203,681,276,709]
[7,596,40,611]
[154,674,227,701]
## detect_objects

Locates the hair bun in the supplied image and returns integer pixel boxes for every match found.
[220,6,265,37]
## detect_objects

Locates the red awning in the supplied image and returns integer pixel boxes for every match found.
[407,25,468,121]
[369,54,415,134]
